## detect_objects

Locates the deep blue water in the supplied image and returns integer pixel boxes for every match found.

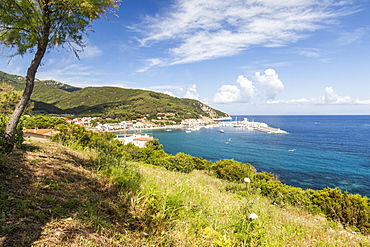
[116,115,370,197]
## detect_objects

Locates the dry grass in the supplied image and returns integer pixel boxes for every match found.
[1,139,370,246]
[137,165,370,246]
[0,140,141,246]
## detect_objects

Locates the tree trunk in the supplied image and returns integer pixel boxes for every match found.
[3,18,50,153]
[3,48,46,153]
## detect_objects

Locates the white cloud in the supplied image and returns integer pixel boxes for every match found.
[214,85,241,103]
[137,58,163,72]
[255,68,284,100]
[268,87,370,105]
[79,45,103,59]
[337,27,368,46]
[214,75,256,103]
[163,91,175,97]
[236,75,256,101]
[296,48,321,58]
[135,0,358,70]
[321,86,351,104]
[183,84,199,100]
[36,63,104,87]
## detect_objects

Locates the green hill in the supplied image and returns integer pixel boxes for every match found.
[0,70,228,119]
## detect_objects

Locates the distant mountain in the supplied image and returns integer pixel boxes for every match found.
[0,70,229,119]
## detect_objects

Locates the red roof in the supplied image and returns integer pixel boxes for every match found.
[23,129,54,135]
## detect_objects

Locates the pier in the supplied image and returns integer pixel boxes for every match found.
[217,118,288,135]
[254,125,288,135]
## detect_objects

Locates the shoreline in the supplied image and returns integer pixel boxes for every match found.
[108,121,288,135]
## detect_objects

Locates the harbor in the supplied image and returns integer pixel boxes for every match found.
[111,117,288,135]
[216,118,289,135]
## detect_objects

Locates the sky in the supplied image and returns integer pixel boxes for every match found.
[1,0,370,115]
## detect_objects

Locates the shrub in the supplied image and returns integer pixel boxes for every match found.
[212,159,256,182]
[23,115,67,129]
[0,116,24,152]
[310,188,370,234]
[159,152,195,173]
[191,156,213,170]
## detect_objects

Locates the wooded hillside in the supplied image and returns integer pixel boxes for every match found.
[0,70,228,119]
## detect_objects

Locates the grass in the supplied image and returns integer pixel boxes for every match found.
[1,139,370,246]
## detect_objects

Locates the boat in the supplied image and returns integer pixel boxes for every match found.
[219,129,225,133]
[244,125,254,131]
[185,129,192,133]
[166,129,172,132]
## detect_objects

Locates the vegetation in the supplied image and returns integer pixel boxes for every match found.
[23,116,67,129]
[0,84,28,152]
[1,128,370,246]
[0,116,24,153]
[0,70,229,119]
[50,125,370,237]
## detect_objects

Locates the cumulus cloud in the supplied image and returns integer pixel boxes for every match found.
[163,91,175,97]
[214,75,256,103]
[255,68,284,100]
[183,84,199,100]
[321,87,351,104]
[134,0,358,70]
[214,85,241,103]
[237,75,256,101]
[268,87,370,105]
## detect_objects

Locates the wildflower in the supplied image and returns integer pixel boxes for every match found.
[244,177,251,183]
[248,213,258,220]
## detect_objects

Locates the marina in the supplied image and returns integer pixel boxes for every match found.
[110,118,288,135]
[216,118,288,135]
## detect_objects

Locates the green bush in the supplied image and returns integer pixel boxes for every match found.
[310,188,370,234]
[212,159,256,182]
[0,116,24,152]
[191,156,213,170]
[23,115,67,129]
[159,152,195,173]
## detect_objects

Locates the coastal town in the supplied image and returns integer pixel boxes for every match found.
[23,115,288,147]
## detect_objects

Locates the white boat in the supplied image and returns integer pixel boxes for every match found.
[220,129,225,133]
[185,129,192,133]
[244,125,254,131]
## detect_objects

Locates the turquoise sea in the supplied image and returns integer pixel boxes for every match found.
[116,115,370,197]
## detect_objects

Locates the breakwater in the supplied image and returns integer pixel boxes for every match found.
[254,125,288,134]
[216,120,288,134]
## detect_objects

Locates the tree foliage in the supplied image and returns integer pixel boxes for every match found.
[0,83,22,115]
[0,0,120,56]
[0,0,120,153]
[23,115,67,129]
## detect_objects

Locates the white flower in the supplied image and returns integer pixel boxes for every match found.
[248,213,258,220]
[244,177,251,183]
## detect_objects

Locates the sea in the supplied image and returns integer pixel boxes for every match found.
[115,115,370,197]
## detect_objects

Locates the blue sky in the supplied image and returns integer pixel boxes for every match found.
[1,0,370,115]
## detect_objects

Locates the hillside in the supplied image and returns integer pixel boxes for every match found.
[0,70,228,119]
[1,139,369,246]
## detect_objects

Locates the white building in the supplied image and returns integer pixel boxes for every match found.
[117,134,154,148]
